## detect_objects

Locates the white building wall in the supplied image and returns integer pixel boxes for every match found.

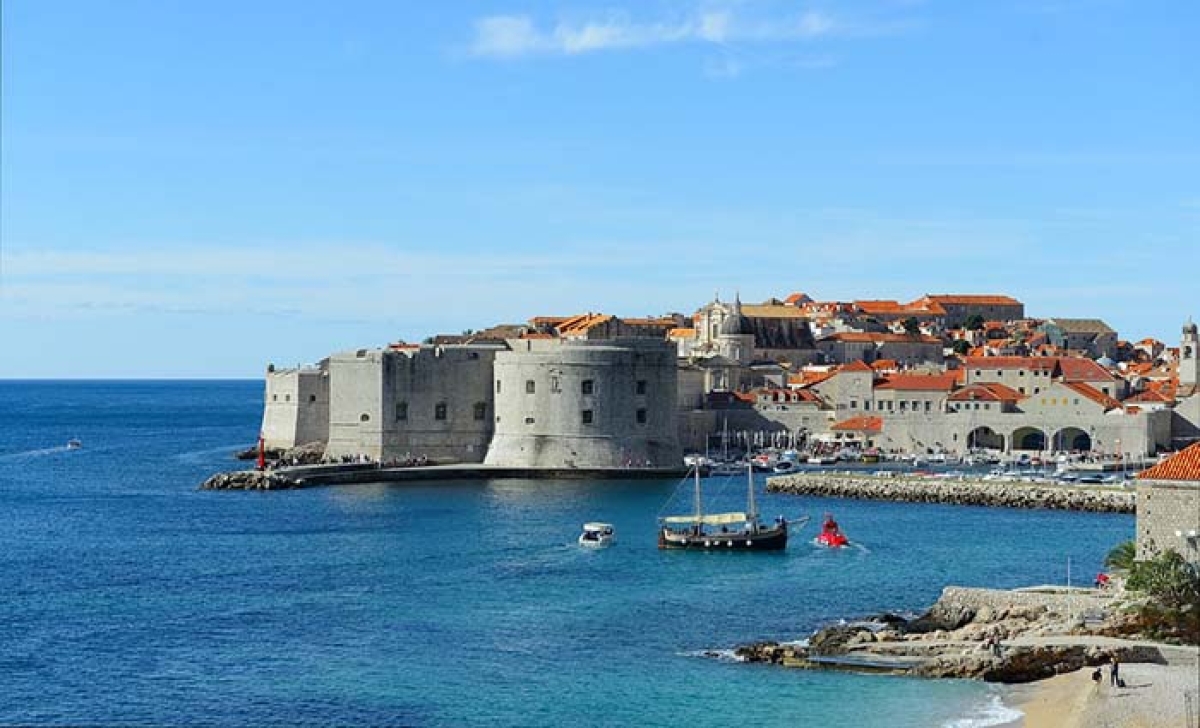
[261,367,329,450]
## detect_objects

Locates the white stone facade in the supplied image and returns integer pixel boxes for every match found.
[261,365,329,450]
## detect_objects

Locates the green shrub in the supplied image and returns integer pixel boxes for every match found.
[1126,550,1200,644]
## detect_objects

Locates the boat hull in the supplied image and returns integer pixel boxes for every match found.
[658,527,787,551]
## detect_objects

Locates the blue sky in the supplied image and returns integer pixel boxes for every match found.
[2,0,1196,378]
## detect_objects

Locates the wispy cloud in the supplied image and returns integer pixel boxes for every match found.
[466,8,851,59]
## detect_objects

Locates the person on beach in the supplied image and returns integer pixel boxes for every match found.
[1110,656,1120,687]
[1091,667,1102,691]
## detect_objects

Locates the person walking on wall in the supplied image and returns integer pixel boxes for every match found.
[1109,656,1120,687]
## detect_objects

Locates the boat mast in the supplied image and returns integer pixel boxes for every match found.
[693,464,703,523]
[746,462,758,522]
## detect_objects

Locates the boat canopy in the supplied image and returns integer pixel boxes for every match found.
[662,512,748,526]
[582,522,613,531]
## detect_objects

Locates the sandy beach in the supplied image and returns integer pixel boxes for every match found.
[1011,653,1200,728]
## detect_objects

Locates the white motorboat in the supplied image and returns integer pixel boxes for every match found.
[579,522,616,548]
[66,438,83,450]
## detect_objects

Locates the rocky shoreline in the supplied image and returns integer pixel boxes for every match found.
[733,586,1190,684]
[766,472,1134,513]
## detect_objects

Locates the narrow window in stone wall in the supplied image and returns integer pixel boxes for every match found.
[309,395,317,403]
[272,394,278,401]
[496,380,502,393]
[636,380,647,395]
[473,402,487,421]
[396,402,408,421]
[524,416,535,424]
[581,380,594,395]
[526,380,536,394]
[360,413,370,422]
[636,408,647,424]
[285,394,291,402]
[435,402,447,420]
[550,376,561,393]
[581,409,593,425]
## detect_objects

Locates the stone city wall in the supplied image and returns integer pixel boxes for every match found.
[1136,480,1200,562]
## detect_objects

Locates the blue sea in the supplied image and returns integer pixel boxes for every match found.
[1,380,1134,727]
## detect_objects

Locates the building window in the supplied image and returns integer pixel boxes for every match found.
[636,380,647,395]
[272,394,277,401]
[524,417,535,424]
[473,402,487,421]
[924,401,931,412]
[285,394,291,402]
[850,400,858,409]
[526,380,536,394]
[550,376,561,393]
[581,379,594,395]
[582,409,594,425]
[396,402,408,421]
[309,395,317,403]
[496,380,502,393]
[636,408,647,424]
[863,402,871,411]
[360,413,370,422]
[435,402,447,420]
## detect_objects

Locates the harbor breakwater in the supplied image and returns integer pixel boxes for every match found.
[766,472,1134,513]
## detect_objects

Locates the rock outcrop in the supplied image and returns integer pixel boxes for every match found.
[734,585,1168,683]
[199,470,300,490]
[767,472,1134,513]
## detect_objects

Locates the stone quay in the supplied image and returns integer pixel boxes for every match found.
[766,472,1134,513]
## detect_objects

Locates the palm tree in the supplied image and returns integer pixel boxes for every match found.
[1105,540,1137,572]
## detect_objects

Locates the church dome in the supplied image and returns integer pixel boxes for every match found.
[1184,319,1198,336]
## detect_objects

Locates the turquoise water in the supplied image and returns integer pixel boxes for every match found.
[1,381,1133,726]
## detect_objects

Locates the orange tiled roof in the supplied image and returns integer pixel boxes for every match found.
[784,292,811,305]
[874,373,959,392]
[964,356,1057,372]
[556,313,614,334]
[529,316,570,325]
[1138,442,1200,481]
[839,360,875,373]
[741,304,808,319]
[1056,357,1117,383]
[831,416,883,433]
[518,332,555,339]
[667,328,697,339]
[948,383,1024,402]
[1125,389,1172,404]
[855,300,905,314]
[870,359,898,370]
[1061,381,1123,411]
[923,294,1023,306]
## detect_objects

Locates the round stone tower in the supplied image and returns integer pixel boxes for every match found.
[484,338,680,469]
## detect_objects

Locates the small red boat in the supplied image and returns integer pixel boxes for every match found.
[815,514,849,548]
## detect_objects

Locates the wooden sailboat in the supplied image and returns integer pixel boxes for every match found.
[657,464,794,551]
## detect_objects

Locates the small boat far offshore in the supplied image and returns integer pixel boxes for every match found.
[658,464,791,551]
[66,438,83,450]
[578,522,616,548]
[815,514,850,548]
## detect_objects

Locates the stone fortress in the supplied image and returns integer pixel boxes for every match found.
[261,290,1200,471]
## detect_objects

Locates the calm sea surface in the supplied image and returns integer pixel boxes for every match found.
[1,380,1134,727]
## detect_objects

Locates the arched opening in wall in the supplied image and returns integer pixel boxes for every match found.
[1053,427,1091,452]
[1012,426,1046,451]
[360,413,370,422]
[967,426,1004,451]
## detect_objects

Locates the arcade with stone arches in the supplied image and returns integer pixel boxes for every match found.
[966,426,1005,451]
[1051,426,1092,452]
[1011,426,1047,452]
